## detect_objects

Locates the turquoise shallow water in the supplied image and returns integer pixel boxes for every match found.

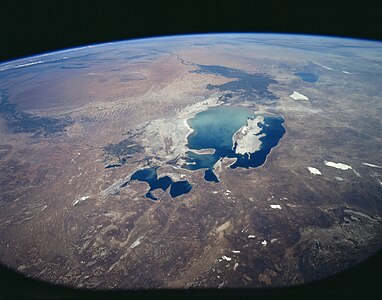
[184,105,285,180]
[187,105,254,152]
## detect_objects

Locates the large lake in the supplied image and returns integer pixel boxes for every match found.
[184,105,285,181]
[130,167,192,200]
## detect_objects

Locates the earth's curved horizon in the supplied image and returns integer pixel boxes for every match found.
[0,33,381,289]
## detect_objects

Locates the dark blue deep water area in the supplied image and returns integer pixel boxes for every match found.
[170,181,192,197]
[184,106,285,180]
[130,167,191,200]
[204,169,220,182]
[294,72,319,83]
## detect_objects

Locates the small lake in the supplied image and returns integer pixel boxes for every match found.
[184,105,285,181]
[294,72,319,83]
[204,169,220,182]
[130,167,192,200]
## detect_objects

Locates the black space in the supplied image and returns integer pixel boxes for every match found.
[0,0,381,299]
[1,0,382,63]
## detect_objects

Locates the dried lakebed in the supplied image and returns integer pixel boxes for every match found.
[116,104,286,199]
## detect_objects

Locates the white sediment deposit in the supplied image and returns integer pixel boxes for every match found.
[324,161,352,170]
[177,96,221,120]
[362,162,382,169]
[222,255,232,262]
[234,263,239,271]
[289,91,309,101]
[233,115,265,156]
[141,97,221,162]
[143,117,190,160]
[212,159,223,177]
[72,195,90,206]
[270,205,282,209]
[130,236,144,249]
[316,63,334,70]
[307,167,322,175]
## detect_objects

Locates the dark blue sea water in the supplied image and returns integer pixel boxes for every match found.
[184,106,285,179]
[204,169,220,182]
[130,167,192,199]
[170,181,193,197]
[294,72,319,83]
[230,116,285,168]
